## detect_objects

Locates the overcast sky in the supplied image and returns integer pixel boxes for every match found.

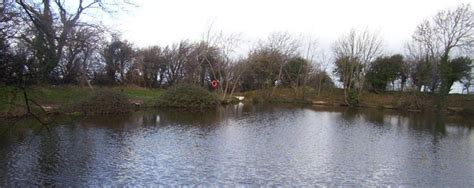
[105,0,472,54]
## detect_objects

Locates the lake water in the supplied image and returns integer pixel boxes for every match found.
[0,104,473,186]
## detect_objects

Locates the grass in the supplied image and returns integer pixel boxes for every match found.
[0,86,26,116]
[30,85,91,104]
[119,86,163,107]
[0,85,163,117]
[1,84,473,117]
[241,87,474,113]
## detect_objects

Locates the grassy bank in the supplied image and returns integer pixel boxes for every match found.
[0,85,163,117]
[1,85,473,117]
[241,87,474,115]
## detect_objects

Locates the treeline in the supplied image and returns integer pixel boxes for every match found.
[0,0,333,99]
[1,1,473,107]
[331,4,474,107]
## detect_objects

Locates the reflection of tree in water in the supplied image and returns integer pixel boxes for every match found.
[0,116,62,145]
[340,108,364,123]
[138,104,314,129]
[361,109,385,125]
[156,109,220,126]
[335,107,451,137]
[1,117,98,186]
[77,114,133,127]
[37,133,63,186]
[141,112,160,127]
[405,113,447,137]
[241,103,309,115]
[66,109,218,134]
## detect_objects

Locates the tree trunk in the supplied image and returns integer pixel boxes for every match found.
[318,74,323,96]
[271,61,285,97]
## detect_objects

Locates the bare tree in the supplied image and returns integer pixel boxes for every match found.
[332,28,383,105]
[1,1,24,42]
[189,41,221,87]
[411,3,474,107]
[102,37,134,84]
[408,20,443,92]
[15,0,128,82]
[135,46,166,88]
[289,36,319,99]
[435,4,474,100]
[259,32,300,96]
[314,49,332,96]
[217,35,244,100]
[58,25,105,85]
[433,4,474,55]
[242,47,282,91]
[227,58,248,99]
[162,41,192,86]
[405,40,440,92]
[200,24,246,100]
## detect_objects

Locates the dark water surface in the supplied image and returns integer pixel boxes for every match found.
[0,104,473,186]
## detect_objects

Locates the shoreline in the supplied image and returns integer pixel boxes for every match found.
[1,85,473,118]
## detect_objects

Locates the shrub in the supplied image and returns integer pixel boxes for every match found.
[156,84,218,109]
[347,90,360,107]
[74,90,131,115]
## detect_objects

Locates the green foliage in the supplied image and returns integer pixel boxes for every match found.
[156,84,218,109]
[74,90,131,115]
[119,87,163,107]
[438,56,472,108]
[0,85,164,117]
[308,70,335,90]
[0,86,24,116]
[333,56,362,89]
[439,56,472,94]
[103,38,135,84]
[366,54,404,91]
[241,48,285,90]
[32,29,59,82]
[347,90,360,107]
[124,87,162,98]
[460,65,473,93]
[411,58,437,91]
[447,57,472,86]
[283,57,308,85]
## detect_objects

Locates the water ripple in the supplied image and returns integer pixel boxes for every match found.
[0,105,473,186]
